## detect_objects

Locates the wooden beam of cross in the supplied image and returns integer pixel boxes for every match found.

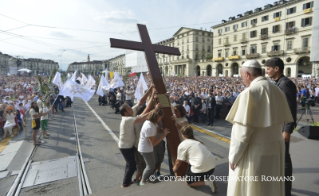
[110,24,187,176]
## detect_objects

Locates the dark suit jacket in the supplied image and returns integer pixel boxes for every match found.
[275,75,297,134]
[206,96,216,109]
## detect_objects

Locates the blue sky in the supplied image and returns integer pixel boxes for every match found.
[0,0,273,70]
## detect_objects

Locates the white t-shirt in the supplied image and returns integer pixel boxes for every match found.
[183,104,190,114]
[126,90,133,100]
[29,108,38,120]
[177,139,216,173]
[138,120,157,153]
[134,116,144,148]
[118,116,136,149]
[39,107,49,120]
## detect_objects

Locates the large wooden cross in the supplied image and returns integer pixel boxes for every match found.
[110,24,187,176]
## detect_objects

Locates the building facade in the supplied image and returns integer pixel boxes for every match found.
[21,58,59,75]
[67,55,105,75]
[156,27,214,76]
[0,52,59,75]
[105,54,126,76]
[212,0,314,77]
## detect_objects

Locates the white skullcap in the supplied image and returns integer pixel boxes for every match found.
[242,60,262,69]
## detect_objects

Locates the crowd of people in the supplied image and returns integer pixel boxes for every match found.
[0,75,70,145]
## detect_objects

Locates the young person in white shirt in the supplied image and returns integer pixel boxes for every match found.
[39,101,51,139]
[173,125,217,193]
[138,108,169,186]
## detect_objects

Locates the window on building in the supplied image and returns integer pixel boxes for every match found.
[218,29,222,34]
[207,38,210,42]
[301,17,312,27]
[233,48,237,55]
[208,46,211,52]
[303,1,314,10]
[251,46,257,53]
[273,25,280,33]
[261,28,268,35]
[272,44,280,51]
[233,24,238,30]
[219,38,221,45]
[195,31,198,35]
[196,44,198,50]
[225,27,230,32]
[287,7,296,15]
[202,45,205,51]
[187,45,189,51]
[196,37,198,42]
[242,48,246,55]
[234,35,237,41]
[225,50,229,58]
[250,30,257,38]
[225,37,229,43]
[273,11,282,18]
[287,40,293,50]
[218,50,222,57]
[242,21,247,27]
[202,37,205,42]
[302,37,309,48]
[262,45,267,53]
[262,15,269,22]
[251,18,257,25]
[242,32,246,39]
[286,21,296,29]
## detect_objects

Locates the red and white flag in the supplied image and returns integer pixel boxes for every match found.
[128,72,136,77]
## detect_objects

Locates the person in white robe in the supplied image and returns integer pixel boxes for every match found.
[226,60,293,196]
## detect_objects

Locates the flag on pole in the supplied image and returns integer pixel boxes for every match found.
[96,75,109,96]
[134,73,148,102]
[59,79,95,102]
[109,72,124,88]
[128,72,136,77]
[109,71,114,79]
[81,73,88,85]
[71,70,78,82]
[86,75,96,89]
[52,72,64,90]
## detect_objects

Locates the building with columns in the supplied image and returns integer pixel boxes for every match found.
[212,0,314,77]
[105,54,127,76]
[156,27,214,76]
[67,55,105,75]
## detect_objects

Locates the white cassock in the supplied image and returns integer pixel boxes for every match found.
[225,76,293,196]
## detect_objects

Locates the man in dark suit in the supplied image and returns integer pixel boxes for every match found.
[265,57,296,196]
[193,93,202,123]
[206,92,216,126]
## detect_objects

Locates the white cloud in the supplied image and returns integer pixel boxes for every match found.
[50,31,73,38]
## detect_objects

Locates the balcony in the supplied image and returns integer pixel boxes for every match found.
[214,57,224,62]
[267,50,284,57]
[260,34,268,40]
[224,42,230,47]
[275,17,280,22]
[285,28,296,35]
[304,8,312,14]
[228,55,241,60]
[240,38,248,43]
[246,53,260,59]
[294,47,310,54]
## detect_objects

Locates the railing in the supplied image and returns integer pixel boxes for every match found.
[228,55,241,60]
[285,28,296,35]
[260,34,268,40]
[267,50,284,57]
[214,57,224,62]
[304,8,312,14]
[240,38,247,43]
[275,17,280,22]
[294,47,310,54]
[223,42,230,46]
[246,53,260,59]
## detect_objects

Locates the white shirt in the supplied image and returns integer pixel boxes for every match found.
[118,116,136,149]
[177,139,216,173]
[138,120,157,153]
[215,96,223,105]
[39,106,49,120]
[183,104,190,114]
[315,87,319,97]
[125,90,133,100]
[134,115,144,148]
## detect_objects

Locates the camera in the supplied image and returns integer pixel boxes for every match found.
[301,98,315,108]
